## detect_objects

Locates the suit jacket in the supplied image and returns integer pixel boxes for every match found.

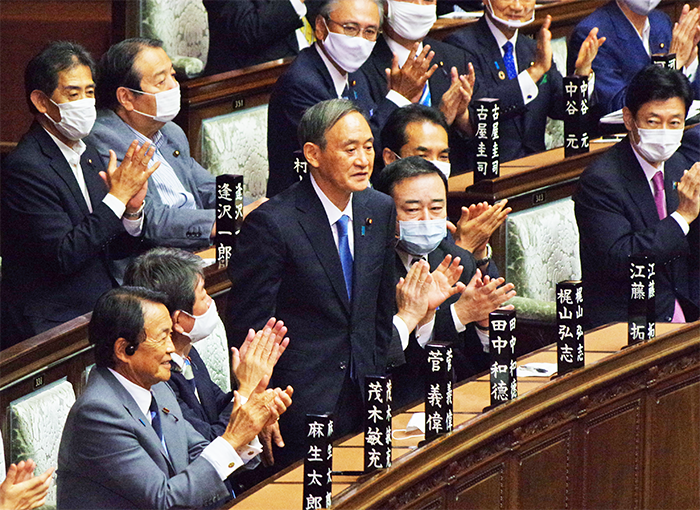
[86,110,216,250]
[204,0,303,74]
[266,45,398,197]
[573,130,700,330]
[226,176,396,461]
[360,35,474,173]
[391,240,495,408]
[57,367,230,509]
[445,17,566,163]
[167,347,233,441]
[0,123,139,347]
[567,1,700,117]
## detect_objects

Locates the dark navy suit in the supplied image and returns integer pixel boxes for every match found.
[574,127,700,330]
[266,45,398,197]
[227,176,396,467]
[445,17,566,163]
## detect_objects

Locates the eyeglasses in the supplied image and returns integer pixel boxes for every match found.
[326,18,380,41]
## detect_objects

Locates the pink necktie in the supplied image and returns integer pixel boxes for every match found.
[651,171,686,322]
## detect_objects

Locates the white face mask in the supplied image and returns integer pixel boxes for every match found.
[622,0,661,16]
[484,0,535,28]
[181,299,219,343]
[321,19,376,73]
[632,126,683,163]
[387,0,437,41]
[45,97,96,141]
[129,84,181,123]
[398,217,447,256]
[430,159,451,179]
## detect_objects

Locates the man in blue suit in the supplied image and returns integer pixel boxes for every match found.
[266,0,435,197]
[57,286,293,509]
[568,1,700,118]
[1,41,156,348]
[445,0,604,163]
[228,99,396,470]
[574,66,700,330]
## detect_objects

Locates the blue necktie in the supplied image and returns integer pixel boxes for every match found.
[149,394,168,454]
[503,41,517,80]
[336,215,353,300]
[419,83,432,106]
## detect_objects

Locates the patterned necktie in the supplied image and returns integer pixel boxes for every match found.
[149,394,164,442]
[419,83,432,106]
[336,215,353,300]
[651,171,667,219]
[503,41,517,80]
[183,358,197,394]
[301,16,315,45]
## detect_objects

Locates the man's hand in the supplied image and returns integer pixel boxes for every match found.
[231,317,289,398]
[385,43,438,102]
[223,379,293,451]
[448,200,511,256]
[396,259,433,333]
[453,270,517,325]
[99,140,160,209]
[671,4,700,69]
[426,254,466,310]
[675,162,700,225]
[259,421,285,467]
[0,460,53,510]
[439,64,476,135]
[527,15,553,84]
[574,27,605,76]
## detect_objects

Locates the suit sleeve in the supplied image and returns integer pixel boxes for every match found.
[226,205,287,347]
[2,152,128,275]
[374,204,398,371]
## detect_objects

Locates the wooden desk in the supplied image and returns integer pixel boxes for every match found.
[230,321,700,510]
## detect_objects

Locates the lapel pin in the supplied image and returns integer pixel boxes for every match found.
[660,43,665,49]
[87,158,92,164]
[498,70,506,80]
[173,150,180,157]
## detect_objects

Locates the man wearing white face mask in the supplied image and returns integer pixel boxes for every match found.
[361,0,478,174]
[568,1,700,118]
[266,0,436,197]
[124,248,292,490]
[374,156,516,407]
[575,65,700,330]
[1,41,157,348]
[445,0,604,163]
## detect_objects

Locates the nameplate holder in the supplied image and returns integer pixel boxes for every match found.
[215,174,244,267]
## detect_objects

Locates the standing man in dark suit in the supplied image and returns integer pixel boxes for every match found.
[1,41,157,348]
[574,66,700,330]
[124,247,289,467]
[57,286,293,509]
[205,0,323,74]
[445,0,604,162]
[266,0,436,197]
[360,0,477,174]
[228,99,396,470]
[374,157,515,407]
[568,1,700,118]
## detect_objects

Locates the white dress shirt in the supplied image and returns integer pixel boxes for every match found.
[310,173,355,254]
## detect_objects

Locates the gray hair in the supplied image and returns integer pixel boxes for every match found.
[298,99,367,149]
[319,0,385,26]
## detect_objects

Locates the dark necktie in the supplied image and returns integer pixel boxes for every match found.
[503,41,517,80]
[336,215,353,300]
[149,393,164,442]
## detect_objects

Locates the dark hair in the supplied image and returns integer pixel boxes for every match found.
[96,37,163,110]
[319,0,385,25]
[626,65,694,117]
[380,104,449,156]
[124,247,203,315]
[24,41,95,114]
[298,98,367,149]
[374,155,448,196]
[90,286,168,368]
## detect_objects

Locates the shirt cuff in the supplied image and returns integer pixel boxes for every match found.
[415,316,435,348]
[103,193,126,219]
[683,56,698,82]
[238,436,263,465]
[393,315,410,350]
[104,194,143,237]
[386,89,412,107]
[289,0,307,17]
[450,303,467,333]
[518,70,539,105]
[476,328,490,352]
[670,211,690,235]
[201,436,244,480]
[587,71,595,98]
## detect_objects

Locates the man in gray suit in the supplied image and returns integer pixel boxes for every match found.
[86,38,262,250]
[57,286,293,509]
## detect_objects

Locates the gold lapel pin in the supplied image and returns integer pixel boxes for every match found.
[498,70,506,80]
[173,150,180,157]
